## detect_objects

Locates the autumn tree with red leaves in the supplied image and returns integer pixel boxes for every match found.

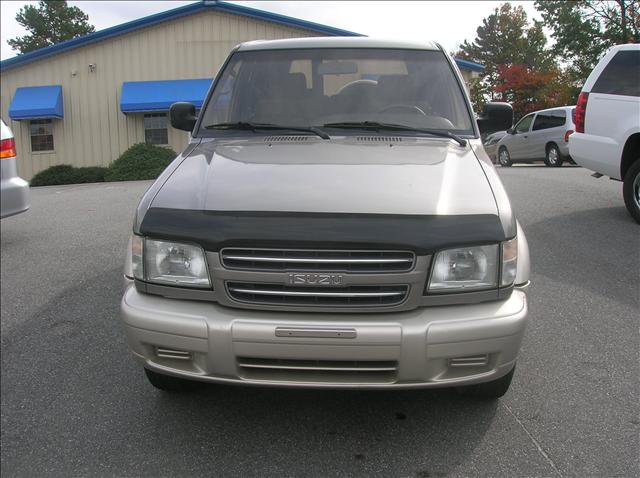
[456,3,573,120]
[494,65,575,118]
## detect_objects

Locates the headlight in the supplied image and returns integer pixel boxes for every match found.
[131,236,211,288]
[427,244,499,293]
[427,239,518,293]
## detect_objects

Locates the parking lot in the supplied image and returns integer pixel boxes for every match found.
[1,166,638,478]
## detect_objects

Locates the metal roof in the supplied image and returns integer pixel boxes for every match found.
[0,0,362,71]
[0,0,484,73]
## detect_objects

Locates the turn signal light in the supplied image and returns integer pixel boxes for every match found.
[0,137,17,159]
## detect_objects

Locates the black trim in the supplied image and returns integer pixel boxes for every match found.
[139,208,507,254]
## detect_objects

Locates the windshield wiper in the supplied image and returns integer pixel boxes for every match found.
[204,122,330,140]
[322,121,467,147]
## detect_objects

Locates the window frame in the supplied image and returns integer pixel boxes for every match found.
[29,119,55,153]
[143,112,169,145]
[194,47,478,138]
[514,114,534,134]
[532,110,566,131]
[592,50,640,97]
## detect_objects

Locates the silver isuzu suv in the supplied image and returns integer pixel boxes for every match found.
[121,38,530,399]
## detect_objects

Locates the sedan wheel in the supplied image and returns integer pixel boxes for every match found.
[545,144,564,167]
[498,147,512,167]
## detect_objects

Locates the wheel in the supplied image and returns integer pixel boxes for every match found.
[456,365,515,399]
[623,159,640,224]
[498,147,512,167]
[544,144,564,167]
[144,368,203,392]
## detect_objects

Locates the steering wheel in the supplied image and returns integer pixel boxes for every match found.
[336,79,378,96]
[378,104,427,116]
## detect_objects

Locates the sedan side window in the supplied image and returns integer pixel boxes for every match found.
[514,114,533,134]
[533,110,566,131]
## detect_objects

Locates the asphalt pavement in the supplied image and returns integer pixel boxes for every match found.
[1,167,638,478]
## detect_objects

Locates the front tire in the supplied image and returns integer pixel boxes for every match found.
[544,144,564,167]
[498,147,512,167]
[456,365,515,399]
[144,368,203,392]
[623,159,640,224]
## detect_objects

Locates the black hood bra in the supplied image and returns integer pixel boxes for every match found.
[139,208,508,254]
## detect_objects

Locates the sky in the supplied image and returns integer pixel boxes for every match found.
[0,1,542,61]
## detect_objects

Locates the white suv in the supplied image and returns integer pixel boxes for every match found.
[569,44,640,223]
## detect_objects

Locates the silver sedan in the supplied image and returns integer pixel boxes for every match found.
[1,119,30,218]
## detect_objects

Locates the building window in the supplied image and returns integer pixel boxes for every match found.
[144,113,168,145]
[30,119,54,152]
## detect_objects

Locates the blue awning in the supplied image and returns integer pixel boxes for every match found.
[8,85,64,120]
[120,78,213,113]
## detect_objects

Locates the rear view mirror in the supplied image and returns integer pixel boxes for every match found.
[317,61,358,75]
[170,102,197,132]
[478,102,513,135]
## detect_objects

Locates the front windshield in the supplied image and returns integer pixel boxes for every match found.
[199,48,474,135]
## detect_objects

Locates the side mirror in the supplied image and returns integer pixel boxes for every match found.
[170,102,197,132]
[477,102,513,135]
[506,128,514,134]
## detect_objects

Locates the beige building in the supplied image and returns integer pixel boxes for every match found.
[0,0,484,180]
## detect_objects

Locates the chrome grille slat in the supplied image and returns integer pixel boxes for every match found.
[237,357,398,383]
[226,282,409,307]
[223,255,412,264]
[221,248,415,273]
[228,287,406,298]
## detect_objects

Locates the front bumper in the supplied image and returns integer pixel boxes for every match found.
[120,282,528,389]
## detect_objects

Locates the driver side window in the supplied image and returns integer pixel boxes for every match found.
[514,114,534,134]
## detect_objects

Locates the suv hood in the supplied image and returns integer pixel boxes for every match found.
[150,137,498,216]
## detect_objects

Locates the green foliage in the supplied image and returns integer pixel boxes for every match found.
[8,0,95,54]
[30,165,107,187]
[30,144,176,186]
[456,3,558,114]
[103,143,177,182]
[456,2,581,117]
[535,0,640,85]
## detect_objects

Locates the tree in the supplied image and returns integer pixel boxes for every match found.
[535,1,640,84]
[495,65,576,118]
[456,3,556,113]
[8,1,95,54]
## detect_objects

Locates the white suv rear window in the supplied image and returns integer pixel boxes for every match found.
[592,50,640,97]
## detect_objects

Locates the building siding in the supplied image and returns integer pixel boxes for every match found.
[0,10,315,179]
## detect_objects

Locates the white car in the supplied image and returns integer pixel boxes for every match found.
[569,44,640,223]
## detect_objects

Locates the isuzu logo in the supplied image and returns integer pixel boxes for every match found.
[288,273,344,286]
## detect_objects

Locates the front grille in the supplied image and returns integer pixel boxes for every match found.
[220,248,415,273]
[237,357,398,383]
[226,282,409,307]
